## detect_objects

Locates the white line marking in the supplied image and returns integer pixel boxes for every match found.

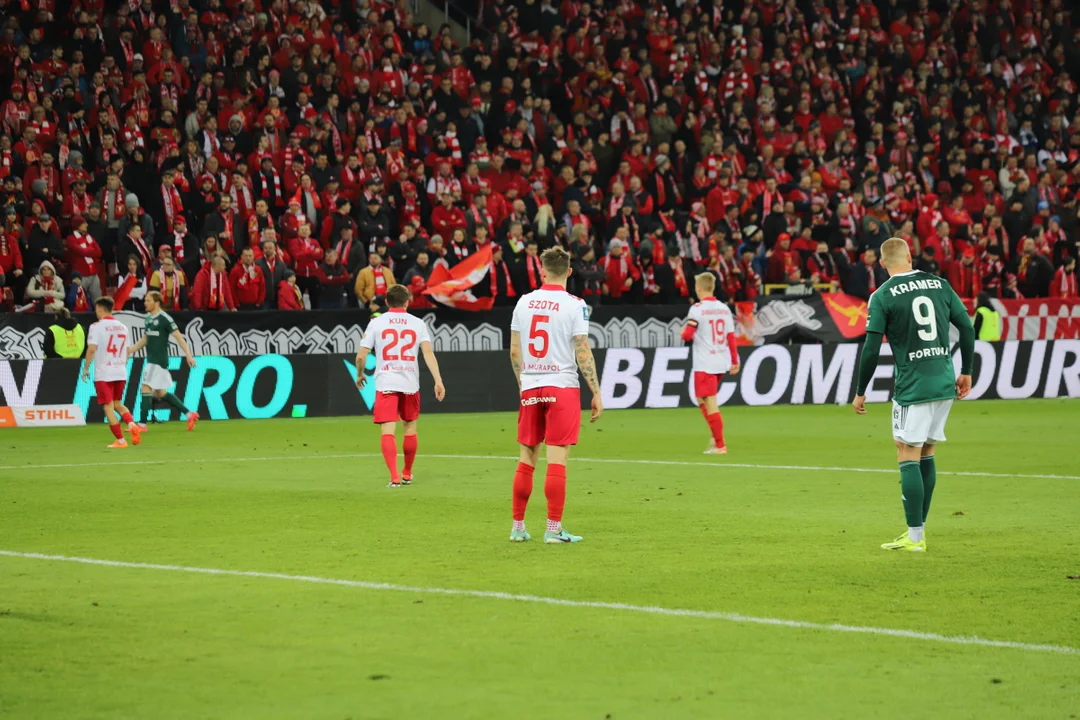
[1,550,1076,656]
[1,453,1076,480]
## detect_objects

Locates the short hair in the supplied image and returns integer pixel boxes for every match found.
[146,291,163,305]
[879,237,910,267]
[95,297,114,312]
[540,246,571,278]
[695,272,716,291]
[386,284,412,308]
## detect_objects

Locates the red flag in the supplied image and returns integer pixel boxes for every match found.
[111,274,138,311]
[423,244,495,311]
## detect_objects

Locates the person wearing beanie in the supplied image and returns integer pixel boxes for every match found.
[65,214,103,302]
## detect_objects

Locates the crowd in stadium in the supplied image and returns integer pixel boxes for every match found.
[0,0,1078,315]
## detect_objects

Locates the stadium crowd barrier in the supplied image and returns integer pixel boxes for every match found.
[2,341,1076,424]
[2,296,1079,362]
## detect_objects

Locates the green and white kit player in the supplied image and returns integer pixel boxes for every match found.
[126,291,200,431]
[853,238,976,552]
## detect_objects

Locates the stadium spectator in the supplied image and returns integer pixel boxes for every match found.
[150,256,188,311]
[117,255,148,311]
[230,247,266,311]
[354,250,395,307]
[26,260,64,312]
[277,270,304,310]
[191,256,236,312]
[257,239,290,310]
[316,249,353,309]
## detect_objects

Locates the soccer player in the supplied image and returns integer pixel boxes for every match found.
[82,297,141,448]
[681,272,740,454]
[126,291,199,431]
[509,246,603,544]
[356,284,446,487]
[853,237,975,552]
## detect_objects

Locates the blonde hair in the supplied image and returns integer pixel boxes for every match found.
[541,246,571,278]
[695,272,716,292]
[880,237,911,267]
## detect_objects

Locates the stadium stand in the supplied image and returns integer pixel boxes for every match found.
[0,0,1077,313]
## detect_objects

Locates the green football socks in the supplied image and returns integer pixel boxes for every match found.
[898,461,925,529]
[139,393,154,423]
[920,455,937,524]
[163,393,190,415]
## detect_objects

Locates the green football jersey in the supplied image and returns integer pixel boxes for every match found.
[866,270,972,406]
[144,311,178,368]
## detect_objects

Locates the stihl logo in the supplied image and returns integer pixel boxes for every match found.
[22,408,78,421]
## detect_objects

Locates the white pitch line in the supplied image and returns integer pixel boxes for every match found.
[0,452,1077,481]
[1,550,1076,657]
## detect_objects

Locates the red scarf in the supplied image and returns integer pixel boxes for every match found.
[490,258,515,297]
[671,259,689,296]
[69,191,90,216]
[162,183,183,231]
[209,269,223,309]
[129,232,153,273]
[260,168,284,205]
[72,284,90,312]
[158,269,183,309]
[514,254,535,290]
[172,228,188,262]
[98,186,127,220]
[373,267,388,296]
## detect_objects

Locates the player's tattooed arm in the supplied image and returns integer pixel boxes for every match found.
[509,330,523,391]
[573,334,600,394]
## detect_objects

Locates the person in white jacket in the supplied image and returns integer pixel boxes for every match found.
[25,260,65,311]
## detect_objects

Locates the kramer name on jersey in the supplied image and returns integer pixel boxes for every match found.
[887,277,945,296]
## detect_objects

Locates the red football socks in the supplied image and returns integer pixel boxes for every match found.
[707,412,726,447]
[512,462,534,521]
[402,434,418,476]
[380,435,399,482]
[120,411,134,425]
[109,423,123,440]
[545,463,567,523]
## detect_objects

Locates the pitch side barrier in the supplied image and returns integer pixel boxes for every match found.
[1,341,1076,424]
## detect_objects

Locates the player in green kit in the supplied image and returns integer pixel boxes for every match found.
[853,238,976,552]
[126,291,200,431]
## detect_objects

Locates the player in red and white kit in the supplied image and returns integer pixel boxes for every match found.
[356,285,446,487]
[82,297,141,448]
[681,273,740,454]
[509,247,602,543]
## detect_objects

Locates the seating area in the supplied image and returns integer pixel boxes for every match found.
[0,0,1077,314]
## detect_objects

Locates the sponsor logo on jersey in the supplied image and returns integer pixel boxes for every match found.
[521,396,557,406]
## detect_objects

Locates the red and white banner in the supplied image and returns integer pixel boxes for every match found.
[962,298,1080,341]
[423,244,495,311]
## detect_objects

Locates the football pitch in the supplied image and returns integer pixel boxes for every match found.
[2,399,1078,719]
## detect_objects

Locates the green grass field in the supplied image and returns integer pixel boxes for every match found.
[2,399,1079,719]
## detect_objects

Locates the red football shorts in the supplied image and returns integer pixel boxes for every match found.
[693,371,724,400]
[373,391,420,424]
[517,386,581,447]
[94,380,126,405]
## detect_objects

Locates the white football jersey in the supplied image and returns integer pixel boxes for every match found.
[687,298,736,374]
[361,309,432,394]
[87,317,130,382]
[511,285,590,392]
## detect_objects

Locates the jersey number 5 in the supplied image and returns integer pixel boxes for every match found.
[381,328,417,361]
[528,314,549,358]
[912,297,938,341]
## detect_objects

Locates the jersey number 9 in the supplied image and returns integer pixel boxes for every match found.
[912,297,938,341]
